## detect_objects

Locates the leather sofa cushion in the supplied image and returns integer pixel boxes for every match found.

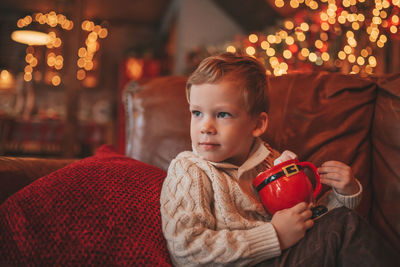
[0,157,75,203]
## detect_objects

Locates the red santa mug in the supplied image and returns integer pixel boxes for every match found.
[253,159,321,215]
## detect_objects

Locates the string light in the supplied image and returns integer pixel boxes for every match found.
[77,20,108,85]
[14,11,74,84]
[217,0,400,76]
[14,12,108,86]
[248,34,258,43]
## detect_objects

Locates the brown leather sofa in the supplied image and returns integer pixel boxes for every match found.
[1,72,399,253]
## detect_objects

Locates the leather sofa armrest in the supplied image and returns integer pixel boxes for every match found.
[0,156,76,203]
[122,76,191,170]
[123,81,143,158]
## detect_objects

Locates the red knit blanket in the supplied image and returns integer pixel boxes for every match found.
[0,145,172,266]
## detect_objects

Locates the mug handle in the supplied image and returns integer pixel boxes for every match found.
[298,161,321,200]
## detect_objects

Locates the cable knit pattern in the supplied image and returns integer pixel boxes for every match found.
[160,139,363,266]
[317,180,362,211]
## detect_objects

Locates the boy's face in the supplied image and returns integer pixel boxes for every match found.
[189,78,267,166]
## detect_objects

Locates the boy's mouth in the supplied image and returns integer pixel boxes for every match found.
[199,142,220,150]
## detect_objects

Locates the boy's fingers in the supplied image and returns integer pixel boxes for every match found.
[321,161,350,170]
[318,166,339,174]
[318,167,351,178]
[304,219,314,229]
[321,160,344,166]
[320,178,342,188]
[318,165,349,172]
[319,172,342,181]
[300,209,313,220]
[292,202,309,213]
[320,178,335,187]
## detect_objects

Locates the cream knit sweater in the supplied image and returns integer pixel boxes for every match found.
[160,138,362,267]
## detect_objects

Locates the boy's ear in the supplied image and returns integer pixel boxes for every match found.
[252,112,268,137]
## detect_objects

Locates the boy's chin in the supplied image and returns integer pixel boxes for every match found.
[199,154,223,163]
[196,151,226,163]
[200,153,240,165]
[192,145,235,163]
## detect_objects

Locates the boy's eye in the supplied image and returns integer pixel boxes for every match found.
[191,110,202,117]
[217,112,232,118]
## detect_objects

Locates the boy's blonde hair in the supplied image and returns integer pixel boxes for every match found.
[186,52,269,115]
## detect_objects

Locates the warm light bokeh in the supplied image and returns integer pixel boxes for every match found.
[219,0,400,76]
[14,11,108,86]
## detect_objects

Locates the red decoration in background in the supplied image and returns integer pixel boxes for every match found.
[320,43,328,53]
[289,44,299,53]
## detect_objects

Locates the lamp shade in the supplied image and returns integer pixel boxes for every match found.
[0,70,16,90]
[11,30,50,46]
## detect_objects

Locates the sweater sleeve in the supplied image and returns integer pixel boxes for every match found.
[160,157,281,267]
[317,179,363,211]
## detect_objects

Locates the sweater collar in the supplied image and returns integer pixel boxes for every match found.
[198,138,270,178]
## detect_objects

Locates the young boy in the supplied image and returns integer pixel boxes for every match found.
[160,53,395,266]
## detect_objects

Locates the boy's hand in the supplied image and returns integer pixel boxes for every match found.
[274,150,297,166]
[318,161,359,195]
[271,202,314,250]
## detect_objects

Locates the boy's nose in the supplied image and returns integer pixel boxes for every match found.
[200,119,216,135]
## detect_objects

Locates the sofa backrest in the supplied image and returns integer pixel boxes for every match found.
[371,73,400,249]
[264,72,377,216]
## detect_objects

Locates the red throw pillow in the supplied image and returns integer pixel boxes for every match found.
[0,145,172,266]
